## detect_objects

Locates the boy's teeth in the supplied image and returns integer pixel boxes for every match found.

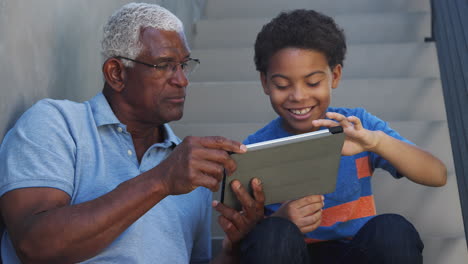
[290,107,312,115]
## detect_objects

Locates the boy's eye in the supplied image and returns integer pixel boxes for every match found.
[307,81,320,87]
[275,84,288,89]
[272,82,289,89]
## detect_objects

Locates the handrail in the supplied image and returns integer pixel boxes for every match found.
[424,0,435,42]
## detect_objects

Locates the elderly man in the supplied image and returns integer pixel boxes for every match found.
[0,3,268,263]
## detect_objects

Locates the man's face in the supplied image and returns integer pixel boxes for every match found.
[122,27,190,125]
[261,48,341,134]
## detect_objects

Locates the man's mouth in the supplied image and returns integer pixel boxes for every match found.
[288,107,313,115]
[167,96,185,103]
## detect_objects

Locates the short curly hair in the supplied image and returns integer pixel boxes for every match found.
[254,9,346,73]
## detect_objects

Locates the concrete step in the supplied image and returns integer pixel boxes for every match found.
[204,0,430,19]
[190,43,440,82]
[180,78,446,124]
[194,12,430,48]
[373,170,462,238]
[422,236,468,264]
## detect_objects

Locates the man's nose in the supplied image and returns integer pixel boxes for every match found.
[169,64,189,88]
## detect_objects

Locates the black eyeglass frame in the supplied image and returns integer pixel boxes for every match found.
[115,56,200,76]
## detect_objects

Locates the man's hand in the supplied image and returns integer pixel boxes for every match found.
[272,195,324,234]
[155,136,247,195]
[213,178,265,256]
[312,112,381,156]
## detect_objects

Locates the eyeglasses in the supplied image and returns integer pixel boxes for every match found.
[116,56,200,78]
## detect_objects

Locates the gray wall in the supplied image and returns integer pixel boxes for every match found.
[0,0,205,141]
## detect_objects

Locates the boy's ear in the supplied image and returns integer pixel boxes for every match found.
[260,72,270,95]
[103,58,127,93]
[331,64,342,89]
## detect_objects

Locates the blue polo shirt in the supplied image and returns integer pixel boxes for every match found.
[0,93,212,263]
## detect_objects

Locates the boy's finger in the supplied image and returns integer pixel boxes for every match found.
[295,195,324,208]
[312,119,339,128]
[347,116,363,130]
[326,112,354,127]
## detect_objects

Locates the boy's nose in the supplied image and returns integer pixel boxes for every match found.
[289,86,308,101]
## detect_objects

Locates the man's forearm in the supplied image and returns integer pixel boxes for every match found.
[8,170,168,264]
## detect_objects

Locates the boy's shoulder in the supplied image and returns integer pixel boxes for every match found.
[328,106,367,117]
[244,117,288,144]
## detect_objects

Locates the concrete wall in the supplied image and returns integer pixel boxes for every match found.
[0,0,205,141]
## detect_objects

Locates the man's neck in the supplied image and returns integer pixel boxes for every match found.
[103,88,165,162]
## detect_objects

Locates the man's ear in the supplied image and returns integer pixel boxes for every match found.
[102,58,127,92]
[331,64,342,90]
[260,72,270,95]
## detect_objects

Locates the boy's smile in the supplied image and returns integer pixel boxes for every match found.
[260,48,342,134]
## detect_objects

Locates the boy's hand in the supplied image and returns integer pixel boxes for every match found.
[271,195,324,234]
[312,112,382,156]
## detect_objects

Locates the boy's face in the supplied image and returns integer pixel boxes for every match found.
[260,48,342,134]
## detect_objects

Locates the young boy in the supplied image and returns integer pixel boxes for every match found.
[240,9,447,264]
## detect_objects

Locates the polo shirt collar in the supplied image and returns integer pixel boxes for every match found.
[89,93,181,146]
[89,93,120,127]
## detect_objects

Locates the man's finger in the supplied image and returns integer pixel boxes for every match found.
[213,200,244,224]
[230,180,257,217]
[199,136,247,154]
[251,178,265,206]
[217,214,242,242]
[192,159,225,182]
[192,173,221,192]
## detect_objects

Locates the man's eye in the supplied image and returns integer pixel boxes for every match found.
[180,62,189,69]
[155,62,171,70]
[307,81,320,87]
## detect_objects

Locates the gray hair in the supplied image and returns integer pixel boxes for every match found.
[101,2,185,67]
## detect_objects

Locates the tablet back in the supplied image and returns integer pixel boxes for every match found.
[222,128,344,210]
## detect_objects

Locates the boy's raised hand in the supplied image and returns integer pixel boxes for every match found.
[312,112,381,156]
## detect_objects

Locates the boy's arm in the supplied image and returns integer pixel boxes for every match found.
[369,130,446,186]
[313,112,447,187]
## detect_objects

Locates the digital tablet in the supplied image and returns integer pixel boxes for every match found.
[221,126,344,210]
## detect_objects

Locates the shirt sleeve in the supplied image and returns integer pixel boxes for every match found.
[359,108,414,179]
[0,100,76,197]
[190,188,212,263]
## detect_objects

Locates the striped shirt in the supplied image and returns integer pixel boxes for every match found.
[243,107,411,242]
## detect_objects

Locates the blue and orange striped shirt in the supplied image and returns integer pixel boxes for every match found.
[243,107,412,243]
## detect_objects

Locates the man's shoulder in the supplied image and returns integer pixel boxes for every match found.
[28,98,87,118]
[5,98,92,144]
